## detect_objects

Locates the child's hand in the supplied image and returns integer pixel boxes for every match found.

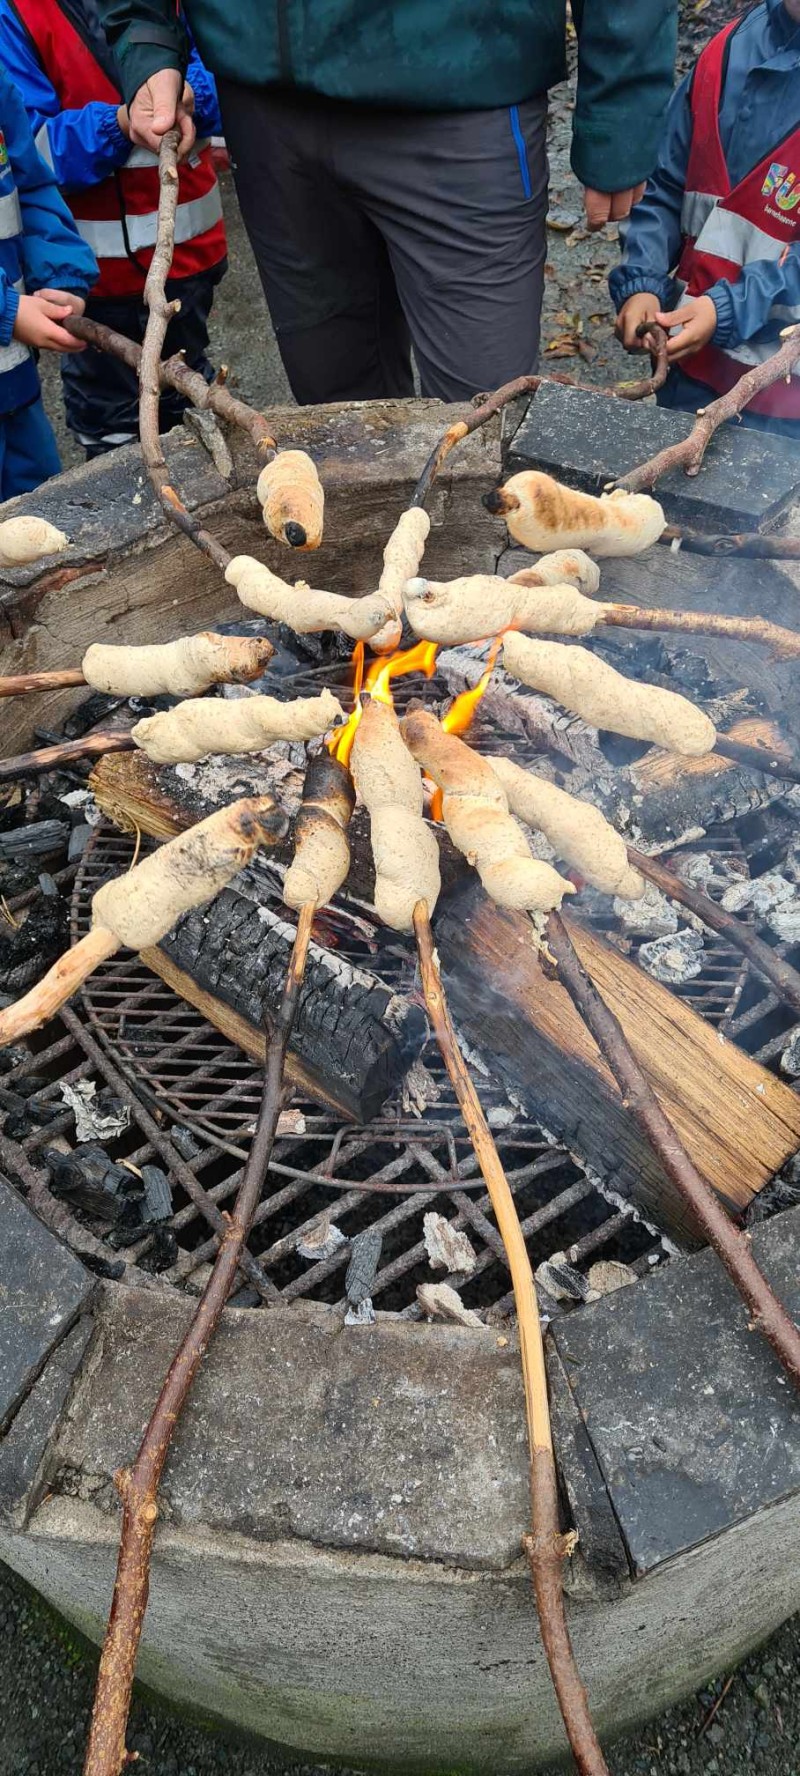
[615,293,661,351]
[655,297,717,361]
[13,292,86,352]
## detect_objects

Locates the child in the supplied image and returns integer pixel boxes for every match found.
[0,59,96,500]
[0,0,226,458]
[610,0,800,437]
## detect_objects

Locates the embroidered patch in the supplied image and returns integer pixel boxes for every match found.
[762,163,800,213]
[0,131,8,170]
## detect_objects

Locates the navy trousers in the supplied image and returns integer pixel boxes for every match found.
[0,395,60,500]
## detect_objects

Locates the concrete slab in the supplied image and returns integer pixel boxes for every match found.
[0,1176,95,1435]
[0,1316,95,1529]
[552,1206,800,1576]
[507,383,800,531]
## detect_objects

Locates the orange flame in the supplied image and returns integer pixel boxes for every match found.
[329,637,438,767]
[441,638,502,736]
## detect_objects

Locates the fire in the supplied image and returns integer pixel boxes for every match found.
[441,638,502,736]
[329,637,438,767]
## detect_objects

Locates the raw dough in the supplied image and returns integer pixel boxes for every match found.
[488,755,644,898]
[351,697,440,931]
[257,449,324,550]
[502,633,716,756]
[131,689,343,764]
[492,471,665,557]
[82,632,274,698]
[0,515,67,565]
[226,554,398,645]
[403,572,604,644]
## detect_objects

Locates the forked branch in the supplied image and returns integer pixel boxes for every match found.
[413,902,609,1776]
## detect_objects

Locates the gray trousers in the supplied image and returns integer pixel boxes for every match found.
[217,84,548,403]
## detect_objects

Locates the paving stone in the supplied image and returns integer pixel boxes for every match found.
[0,1316,94,1528]
[507,382,800,531]
[0,1174,96,1435]
[552,1205,800,1577]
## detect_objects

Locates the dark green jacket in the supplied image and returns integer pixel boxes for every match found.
[98,0,678,192]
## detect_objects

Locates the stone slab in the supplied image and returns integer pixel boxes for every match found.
[0,1175,95,1435]
[507,382,800,531]
[0,1316,94,1528]
[552,1205,800,1577]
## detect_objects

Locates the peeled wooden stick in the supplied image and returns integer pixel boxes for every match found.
[0,796,288,1046]
[0,632,276,701]
[617,324,800,492]
[351,697,441,931]
[547,912,800,1388]
[402,709,573,914]
[130,688,343,764]
[256,449,324,550]
[502,633,716,756]
[488,757,644,899]
[81,902,315,1776]
[225,553,399,646]
[484,471,666,557]
[413,904,610,1776]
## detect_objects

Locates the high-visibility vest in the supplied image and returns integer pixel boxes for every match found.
[676,17,800,418]
[15,0,226,300]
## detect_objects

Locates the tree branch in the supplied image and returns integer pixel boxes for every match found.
[413,901,609,1776]
[547,912,800,1388]
[662,525,800,560]
[600,601,800,659]
[0,730,133,783]
[82,904,315,1776]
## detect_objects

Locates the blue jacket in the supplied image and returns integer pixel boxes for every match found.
[0,60,97,413]
[609,0,800,353]
[0,3,221,193]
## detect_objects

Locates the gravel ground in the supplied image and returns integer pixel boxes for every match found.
[18,5,800,1774]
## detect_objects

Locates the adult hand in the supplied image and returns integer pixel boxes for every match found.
[615,291,661,351]
[129,69,195,157]
[583,183,646,231]
[13,292,86,352]
[655,297,717,362]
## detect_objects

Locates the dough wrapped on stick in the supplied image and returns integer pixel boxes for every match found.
[488,756,644,899]
[0,796,289,1046]
[131,688,343,765]
[257,449,324,550]
[284,753,355,910]
[402,710,573,914]
[404,571,604,644]
[226,554,398,646]
[350,698,441,931]
[502,633,716,757]
[83,632,275,698]
[485,470,665,557]
[0,515,67,566]
[370,507,431,652]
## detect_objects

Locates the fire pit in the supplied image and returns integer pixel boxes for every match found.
[1,386,800,1773]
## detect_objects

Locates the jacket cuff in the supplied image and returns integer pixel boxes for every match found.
[116,24,187,110]
[0,285,20,347]
[608,266,673,312]
[100,106,131,164]
[705,281,735,347]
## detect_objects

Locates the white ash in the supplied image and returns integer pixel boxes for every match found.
[780,1029,800,1078]
[59,787,102,827]
[767,903,800,945]
[673,850,745,894]
[344,1298,376,1327]
[535,1254,595,1303]
[638,927,704,985]
[296,1213,347,1262]
[784,839,800,885]
[487,1102,517,1129]
[586,1259,638,1296]
[613,881,678,938]
[423,1213,477,1276]
[401,1060,441,1117]
[416,1282,484,1327]
[721,873,796,918]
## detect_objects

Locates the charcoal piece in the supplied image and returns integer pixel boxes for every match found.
[80,1250,126,1280]
[106,1196,149,1246]
[0,895,68,992]
[638,928,704,986]
[345,1228,382,1307]
[171,1123,200,1161]
[0,1043,30,1075]
[37,872,59,896]
[139,1225,179,1272]
[43,1143,140,1222]
[535,1258,592,1304]
[140,1165,173,1223]
[67,824,92,863]
[780,1029,800,1079]
[0,819,68,861]
[62,691,123,739]
[745,1168,800,1226]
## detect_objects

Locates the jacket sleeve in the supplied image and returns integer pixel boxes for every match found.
[97,0,188,109]
[0,1,129,191]
[571,0,679,194]
[709,249,800,348]
[186,44,222,138]
[0,70,98,294]
[0,265,21,345]
[608,71,693,312]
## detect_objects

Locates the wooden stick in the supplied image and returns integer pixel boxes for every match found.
[138,134,231,573]
[0,729,133,782]
[600,601,800,659]
[662,525,800,560]
[616,326,800,492]
[410,328,669,508]
[0,666,86,699]
[713,732,800,786]
[0,927,119,1047]
[547,912,800,1387]
[412,901,609,1776]
[627,848,800,1021]
[81,903,315,1776]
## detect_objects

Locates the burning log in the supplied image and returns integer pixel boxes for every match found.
[402,709,573,915]
[256,449,324,551]
[224,553,401,650]
[501,634,717,756]
[617,324,800,492]
[0,797,288,1046]
[546,913,800,1388]
[0,632,276,701]
[350,697,441,931]
[413,904,610,1776]
[484,471,666,556]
